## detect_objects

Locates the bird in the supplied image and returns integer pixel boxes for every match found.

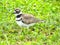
[13,8,44,28]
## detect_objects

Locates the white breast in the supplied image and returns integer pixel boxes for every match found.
[16,21,35,28]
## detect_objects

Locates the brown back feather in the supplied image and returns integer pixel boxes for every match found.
[20,14,42,24]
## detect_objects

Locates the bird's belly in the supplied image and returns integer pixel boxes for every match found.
[16,21,35,27]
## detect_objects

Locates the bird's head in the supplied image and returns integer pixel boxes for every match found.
[13,8,22,16]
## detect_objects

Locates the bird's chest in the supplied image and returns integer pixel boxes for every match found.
[16,17,25,27]
[16,21,25,27]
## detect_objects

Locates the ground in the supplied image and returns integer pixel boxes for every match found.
[0,0,60,45]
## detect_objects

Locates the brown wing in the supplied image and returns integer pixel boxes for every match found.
[21,14,41,24]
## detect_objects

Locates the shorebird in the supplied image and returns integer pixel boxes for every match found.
[13,8,44,28]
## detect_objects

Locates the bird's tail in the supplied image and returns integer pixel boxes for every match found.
[37,19,45,23]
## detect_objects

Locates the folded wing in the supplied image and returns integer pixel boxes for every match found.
[21,14,44,24]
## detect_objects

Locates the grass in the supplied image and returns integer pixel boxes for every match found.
[0,0,60,45]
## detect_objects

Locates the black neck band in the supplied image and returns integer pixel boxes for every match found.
[16,14,22,18]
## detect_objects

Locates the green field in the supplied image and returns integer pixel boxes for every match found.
[0,0,60,45]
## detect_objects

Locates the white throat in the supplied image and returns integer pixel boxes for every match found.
[15,12,22,16]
